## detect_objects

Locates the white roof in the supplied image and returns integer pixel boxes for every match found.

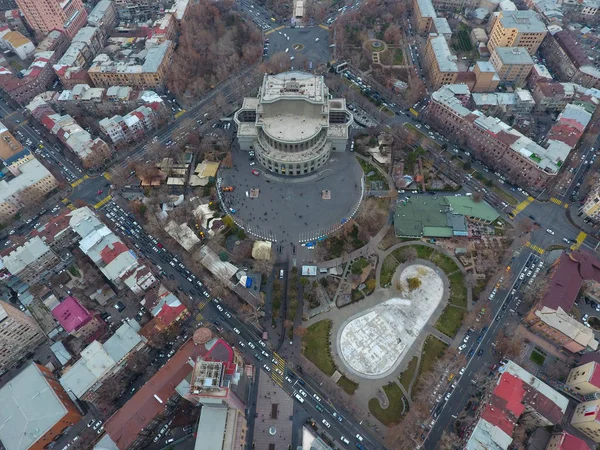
[60,322,143,397]
[2,236,52,274]
[535,306,598,350]
[0,159,56,208]
[428,34,458,73]
[0,364,68,450]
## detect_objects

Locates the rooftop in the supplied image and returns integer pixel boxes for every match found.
[498,10,546,33]
[0,364,69,450]
[261,71,325,103]
[0,158,55,207]
[51,296,92,333]
[103,339,210,449]
[416,0,436,18]
[60,322,143,397]
[428,34,458,73]
[493,47,534,65]
[2,235,52,275]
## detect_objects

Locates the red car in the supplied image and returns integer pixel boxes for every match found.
[251,169,259,176]
[96,189,104,195]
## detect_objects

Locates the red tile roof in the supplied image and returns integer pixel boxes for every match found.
[540,251,600,312]
[99,242,129,264]
[480,404,515,436]
[589,363,600,390]
[554,431,591,450]
[139,301,188,338]
[104,339,209,449]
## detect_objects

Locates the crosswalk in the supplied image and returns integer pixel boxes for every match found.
[550,197,562,205]
[242,223,277,242]
[271,352,286,387]
[509,196,534,217]
[571,231,587,251]
[525,241,545,254]
[195,312,204,323]
[94,195,112,210]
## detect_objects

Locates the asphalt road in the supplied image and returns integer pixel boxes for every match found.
[424,250,539,448]
[100,199,385,450]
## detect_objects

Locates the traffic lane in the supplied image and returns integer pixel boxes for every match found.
[102,202,383,449]
[426,252,532,445]
[217,310,378,448]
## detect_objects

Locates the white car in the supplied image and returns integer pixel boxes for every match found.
[546,229,555,235]
[322,419,330,428]
[313,393,321,402]
[233,327,241,334]
[458,344,467,352]
[459,367,466,375]
[299,389,307,397]
[463,335,470,343]
[356,434,364,442]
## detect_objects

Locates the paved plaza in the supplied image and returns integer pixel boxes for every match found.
[218,149,364,243]
[338,264,445,379]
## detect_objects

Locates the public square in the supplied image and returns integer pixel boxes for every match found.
[217,148,364,243]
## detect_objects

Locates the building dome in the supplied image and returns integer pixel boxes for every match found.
[234,71,353,176]
[193,327,213,344]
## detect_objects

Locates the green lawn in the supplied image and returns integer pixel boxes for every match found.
[351,257,369,275]
[368,382,407,426]
[338,376,359,395]
[530,350,546,366]
[435,305,466,338]
[414,336,448,394]
[491,185,518,206]
[416,245,435,260]
[398,357,418,392]
[302,320,336,376]
[380,254,399,286]
[429,252,459,274]
[448,271,468,308]
[393,48,403,64]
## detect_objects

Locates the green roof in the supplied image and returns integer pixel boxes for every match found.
[394,195,499,237]
[423,227,454,237]
[446,197,499,222]
[394,197,449,237]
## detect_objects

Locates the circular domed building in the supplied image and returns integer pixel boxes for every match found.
[193,327,213,345]
[234,71,354,176]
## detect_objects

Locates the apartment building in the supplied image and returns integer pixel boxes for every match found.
[488,10,547,56]
[0,302,45,372]
[541,30,600,89]
[53,26,106,88]
[424,34,459,89]
[0,51,58,105]
[432,0,478,10]
[68,207,157,295]
[1,236,60,286]
[99,103,165,146]
[571,400,600,442]
[88,40,173,90]
[545,432,591,450]
[426,84,571,191]
[15,0,87,38]
[35,30,69,58]
[470,88,535,118]
[0,158,59,223]
[0,120,22,162]
[465,360,569,449]
[471,61,500,92]
[532,81,576,111]
[87,0,118,30]
[566,361,600,395]
[581,182,600,223]
[413,0,436,33]
[489,47,534,87]
[0,28,33,59]
[0,363,82,450]
[60,321,146,402]
[26,96,114,169]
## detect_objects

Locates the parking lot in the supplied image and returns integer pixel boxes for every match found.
[217,148,364,243]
